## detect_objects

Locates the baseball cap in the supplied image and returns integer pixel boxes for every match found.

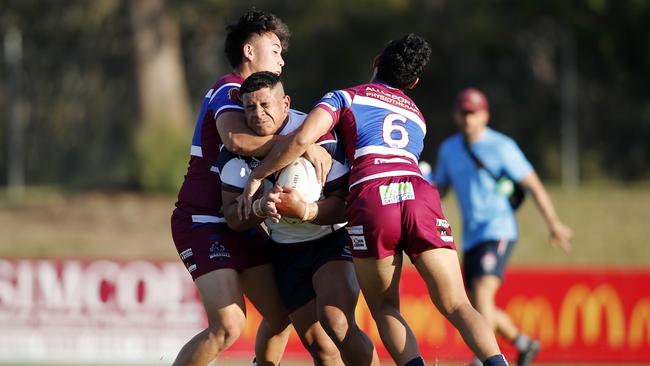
[454,87,489,112]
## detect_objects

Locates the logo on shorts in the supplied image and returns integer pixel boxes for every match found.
[346,225,367,250]
[209,242,231,259]
[180,248,193,260]
[350,236,367,250]
[342,245,353,257]
[481,252,497,272]
[379,182,415,205]
[436,219,449,228]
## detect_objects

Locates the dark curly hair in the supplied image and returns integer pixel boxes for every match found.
[224,9,290,68]
[240,71,282,95]
[376,33,431,89]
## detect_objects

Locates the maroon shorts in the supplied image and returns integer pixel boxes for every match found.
[171,207,273,280]
[345,176,456,261]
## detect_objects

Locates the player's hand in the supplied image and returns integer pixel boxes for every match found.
[276,186,308,220]
[239,177,263,220]
[550,221,573,252]
[303,144,332,186]
[263,185,283,223]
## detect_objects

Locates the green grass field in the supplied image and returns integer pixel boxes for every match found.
[1,181,649,265]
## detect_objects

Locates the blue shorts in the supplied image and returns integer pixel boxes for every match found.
[463,239,515,290]
[271,229,352,313]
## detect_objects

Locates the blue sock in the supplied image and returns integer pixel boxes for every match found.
[483,354,509,366]
[404,356,426,366]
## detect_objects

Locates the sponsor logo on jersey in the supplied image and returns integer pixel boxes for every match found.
[228,88,241,104]
[379,182,415,205]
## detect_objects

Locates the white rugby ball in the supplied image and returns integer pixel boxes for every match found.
[276,157,323,224]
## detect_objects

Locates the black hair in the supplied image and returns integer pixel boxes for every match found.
[240,71,283,95]
[224,8,290,68]
[376,33,431,89]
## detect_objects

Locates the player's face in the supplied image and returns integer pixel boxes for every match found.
[243,85,290,136]
[247,32,285,75]
[454,109,489,137]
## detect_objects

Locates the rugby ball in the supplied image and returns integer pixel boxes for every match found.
[276,157,323,224]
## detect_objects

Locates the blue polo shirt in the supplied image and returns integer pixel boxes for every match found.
[434,128,533,251]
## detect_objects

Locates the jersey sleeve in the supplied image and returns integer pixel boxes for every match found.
[210,83,243,120]
[315,89,353,130]
[500,139,533,182]
[320,131,350,194]
[215,148,249,193]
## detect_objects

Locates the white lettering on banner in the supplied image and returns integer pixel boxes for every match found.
[0,259,206,364]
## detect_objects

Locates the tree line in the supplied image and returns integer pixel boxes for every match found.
[1,0,648,193]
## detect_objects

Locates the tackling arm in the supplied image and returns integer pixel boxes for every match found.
[241,108,334,218]
[216,111,279,157]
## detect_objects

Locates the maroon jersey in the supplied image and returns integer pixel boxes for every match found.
[175,73,243,217]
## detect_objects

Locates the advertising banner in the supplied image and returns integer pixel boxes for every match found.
[0,259,648,364]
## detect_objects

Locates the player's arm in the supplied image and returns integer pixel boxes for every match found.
[217,111,332,177]
[222,186,282,231]
[241,108,334,217]
[519,171,573,252]
[276,186,347,225]
[216,111,279,157]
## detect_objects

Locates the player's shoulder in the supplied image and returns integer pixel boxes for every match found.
[209,73,244,104]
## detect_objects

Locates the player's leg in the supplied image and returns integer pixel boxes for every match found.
[289,299,344,365]
[346,178,422,365]
[354,254,423,365]
[171,212,249,365]
[173,269,247,366]
[404,178,507,365]
[313,259,379,366]
[240,264,292,366]
[466,240,540,366]
[413,248,503,362]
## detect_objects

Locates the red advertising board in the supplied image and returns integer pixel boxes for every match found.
[0,259,648,364]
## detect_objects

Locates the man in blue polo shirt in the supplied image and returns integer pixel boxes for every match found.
[434,87,573,366]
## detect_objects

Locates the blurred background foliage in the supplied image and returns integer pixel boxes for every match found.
[1,0,649,193]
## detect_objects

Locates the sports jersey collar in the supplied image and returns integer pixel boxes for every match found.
[372,79,400,90]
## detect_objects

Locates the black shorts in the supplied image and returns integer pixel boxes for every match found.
[271,229,352,312]
[463,239,515,290]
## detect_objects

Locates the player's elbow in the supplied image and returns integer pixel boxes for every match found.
[223,134,246,155]
[295,133,313,150]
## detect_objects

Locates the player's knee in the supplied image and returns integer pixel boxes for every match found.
[318,306,351,341]
[206,315,246,351]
